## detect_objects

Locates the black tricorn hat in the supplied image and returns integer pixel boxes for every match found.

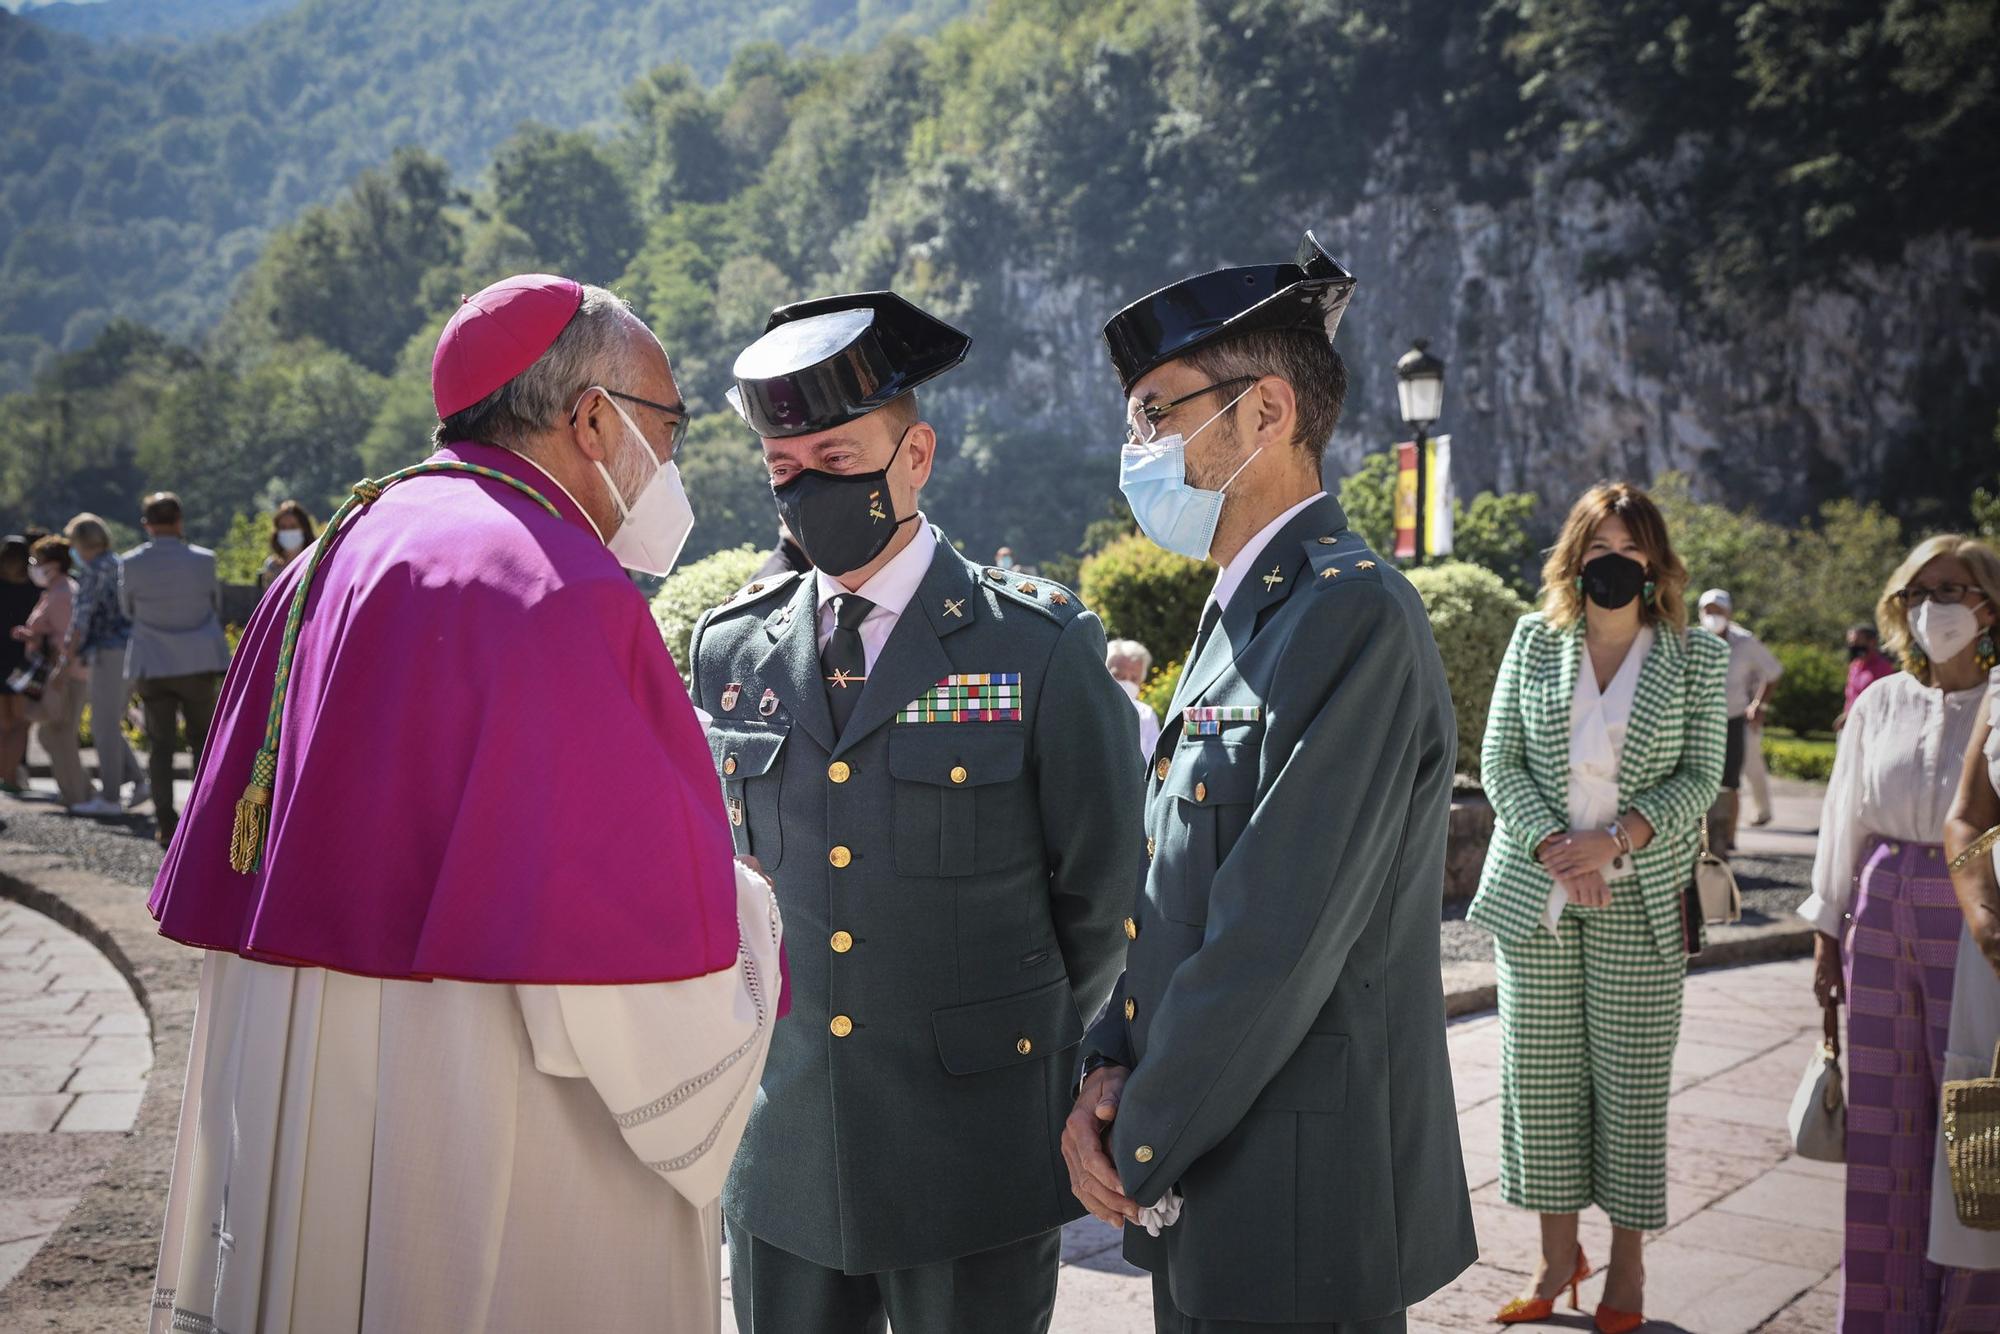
[726,291,971,438]
[1101,232,1357,393]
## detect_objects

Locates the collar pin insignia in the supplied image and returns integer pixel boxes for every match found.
[1262,566,1285,591]
[943,598,966,618]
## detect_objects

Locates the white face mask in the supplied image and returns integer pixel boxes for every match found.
[28,565,54,589]
[1700,612,1729,636]
[593,395,694,576]
[276,528,307,553]
[1910,600,1982,665]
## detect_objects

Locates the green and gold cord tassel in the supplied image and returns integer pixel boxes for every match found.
[225,461,561,875]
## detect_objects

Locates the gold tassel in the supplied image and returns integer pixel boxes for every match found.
[228,749,279,875]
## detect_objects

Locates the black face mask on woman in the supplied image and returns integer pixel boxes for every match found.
[1577,552,1650,611]
[770,429,919,577]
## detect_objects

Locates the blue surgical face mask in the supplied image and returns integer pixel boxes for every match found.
[1117,387,1259,561]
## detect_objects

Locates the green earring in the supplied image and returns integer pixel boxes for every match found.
[1643,580,1656,606]
[1978,629,1997,675]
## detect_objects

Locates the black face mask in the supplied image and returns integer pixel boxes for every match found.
[771,430,918,577]
[1578,552,1649,611]
[1847,643,1871,660]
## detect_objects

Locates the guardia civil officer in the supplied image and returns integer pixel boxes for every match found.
[1062,235,1478,1333]
[692,292,1146,1334]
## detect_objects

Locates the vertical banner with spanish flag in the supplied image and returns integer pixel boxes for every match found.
[1391,435,1454,560]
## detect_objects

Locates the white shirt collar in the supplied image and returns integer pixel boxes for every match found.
[816,515,935,621]
[1212,492,1326,613]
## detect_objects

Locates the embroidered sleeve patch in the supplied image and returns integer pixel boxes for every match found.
[1182,705,1262,736]
[897,673,1023,723]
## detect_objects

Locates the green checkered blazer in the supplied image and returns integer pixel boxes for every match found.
[1466,611,1729,961]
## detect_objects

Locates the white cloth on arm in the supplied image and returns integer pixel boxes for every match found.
[150,862,782,1334]
[1797,672,1988,937]
[1544,627,1653,931]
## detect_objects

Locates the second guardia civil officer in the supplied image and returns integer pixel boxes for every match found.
[692,292,1146,1334]
[1061,234,1478,1333]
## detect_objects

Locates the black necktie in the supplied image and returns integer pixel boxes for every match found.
[1188,600,1222,668]
[821,593,875,736]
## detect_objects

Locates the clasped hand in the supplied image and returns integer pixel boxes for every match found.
[1538,829,1620,907]
[1061,1064,1140,1227]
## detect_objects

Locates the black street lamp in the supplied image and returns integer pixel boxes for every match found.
[1395,340,1445,561]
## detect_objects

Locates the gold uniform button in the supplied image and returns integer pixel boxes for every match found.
[830,931,853,954]
[723,756,738,776]
[1016,1037,1034,1056]
[950,766,968,785]
[829,845,853,868]
[1134,1145,1155,1163]
[1155,758,1171,782]
[1124,997,1137,1021]
[830,1015,853,1038]
[1195,781,1207,803]
[1123,916,1137,940]
[828,761,851,784]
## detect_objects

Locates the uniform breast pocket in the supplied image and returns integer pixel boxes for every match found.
[888,724,1031,878]
[1154,736,1260,925]
[710,724,788,869]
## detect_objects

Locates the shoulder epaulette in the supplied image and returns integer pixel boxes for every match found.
[710,568,802,618]
[1303,532,1385,586]
[979,567,1086,623]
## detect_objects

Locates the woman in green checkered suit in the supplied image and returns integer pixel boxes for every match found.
[1468,482,1728,1331]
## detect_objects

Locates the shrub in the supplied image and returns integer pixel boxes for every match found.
[1078,534,1210,667]
[1140,659,1180,723]
[651,543,766,670]
[1406,560,1531,782]
[1763,734,1837,783]
[1765,641,1846,734]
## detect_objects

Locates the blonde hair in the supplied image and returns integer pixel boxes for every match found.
[63,512,110,553]
[1539,481,1689,631]
[1877,533,2000,684]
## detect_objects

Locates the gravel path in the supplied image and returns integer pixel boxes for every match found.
[0,795,164,893]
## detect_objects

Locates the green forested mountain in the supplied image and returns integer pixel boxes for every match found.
[1,0,1993,568]
[0,0,969,391]
[15,0,291,43]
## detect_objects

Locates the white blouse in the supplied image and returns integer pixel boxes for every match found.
[1545,626,1654,930]
[1798,670,1989,936]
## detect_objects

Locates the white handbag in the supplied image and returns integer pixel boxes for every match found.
[1789,1003,1846,1163]
[1695,815,1742,925]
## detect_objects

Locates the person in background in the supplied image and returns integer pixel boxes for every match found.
[1104,638,1162,760]
[16,536,94,810]
[1470,482,1727,1333]
[121,492,232,848]
[0,537,39,795]
[1697,589,1782,851]
[1799,534,2000,1330]
[256,500,317,591]
[752,517,811,582]
[993,544,1035,576]
[1838,623,1898,730]
[63,513,146,813]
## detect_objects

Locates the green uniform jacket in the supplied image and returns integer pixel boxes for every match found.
[1080,495,1477,1324]
[691,529,1145,1275]
[1466,611,1730,959]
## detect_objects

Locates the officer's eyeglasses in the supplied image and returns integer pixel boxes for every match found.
[1125,377,1259,447]
[1893,582,1987,607]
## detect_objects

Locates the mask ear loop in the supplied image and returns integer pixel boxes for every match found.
[1188,384,1262,493]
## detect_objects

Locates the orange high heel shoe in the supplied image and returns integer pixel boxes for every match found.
[1594,1303,1644,1333]
[1494,1246,1591,1324]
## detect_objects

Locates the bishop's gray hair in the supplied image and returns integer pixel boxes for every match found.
[433,284,645,450]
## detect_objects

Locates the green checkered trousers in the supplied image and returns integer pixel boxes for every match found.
[1493,889,1686,1231]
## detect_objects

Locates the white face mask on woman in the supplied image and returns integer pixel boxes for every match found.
[28,565,54,589]
[1910,599,1983,664]
[276,528,307,553]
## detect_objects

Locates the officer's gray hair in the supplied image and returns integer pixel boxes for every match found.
[432,285,645,450]
[1105,639,1153,679]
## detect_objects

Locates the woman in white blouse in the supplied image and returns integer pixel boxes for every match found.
[1801,534,2000,1329]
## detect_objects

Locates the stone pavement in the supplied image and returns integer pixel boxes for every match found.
[0,900,152,1291]
[1025,958,1840,1333]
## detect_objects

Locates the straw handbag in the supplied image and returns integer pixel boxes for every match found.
[1943,1040,2000,1231]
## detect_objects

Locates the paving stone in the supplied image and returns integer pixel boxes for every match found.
[1759,1285,1841,1333]
[0,1234,44,1290]
[0,1036,89,1066]
[1666,1086,1797,1129]
[0,991,83,1017]
[85,1012,146,1037]
[0,1014,97,1038]
[74,1036,150,1067]
[0,968,53,994]
[1710,1165,1843,1227]
[0,1197,79,1245]
[0,1095,72,1133]
[62,1064,149,1094]
[1451,1061,1501,1109]
[0,1066,75,1095]
[1665,1109,1793,1163]
[1659,1203,1841,1270]
[1639,1238,1823,1334]
[56,1092,141,1133]
[1410,1259,1553,1327]
[1060,1216,1124,1264]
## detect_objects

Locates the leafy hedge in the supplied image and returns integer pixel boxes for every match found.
[1406,561,1530,781]
[1078,534,1210,670]
[1763,734,1837,784]
[1766,641,1846,734]
[650,543,765,670]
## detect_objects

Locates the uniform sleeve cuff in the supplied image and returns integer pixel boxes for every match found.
[1796,893,1845,938]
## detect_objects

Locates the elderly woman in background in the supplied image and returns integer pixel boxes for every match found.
[15,536,93,810]
[1800,534,2000,1329]
[1470,482,1727,1333]
[63,513,144,815]
[0,537,36,794]
[1103,637,1161,760]
[257,500,316,591]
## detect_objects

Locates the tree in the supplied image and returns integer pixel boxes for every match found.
[490,124,642,285]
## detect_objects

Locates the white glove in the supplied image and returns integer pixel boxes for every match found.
[1138,1189,1183,1237]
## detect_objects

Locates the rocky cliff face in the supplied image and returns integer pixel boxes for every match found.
[991,168,1999,523]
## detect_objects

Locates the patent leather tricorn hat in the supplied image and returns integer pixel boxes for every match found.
[1101,232,1357,392]
[726,291,971,438]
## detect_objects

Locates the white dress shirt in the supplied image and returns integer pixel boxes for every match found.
[1209,492,1327,614]
[1545,627,1654,931]
[814,517,936,673]
[1797,670,1988,936]
[1719,622,1784,718]
[1117,676,1162,758]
